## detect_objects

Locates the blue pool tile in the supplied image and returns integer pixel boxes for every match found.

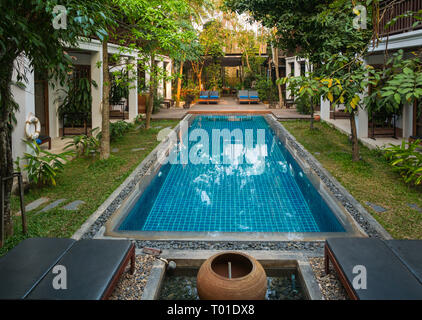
[119,116,345,233]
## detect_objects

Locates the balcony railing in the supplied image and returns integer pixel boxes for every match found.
[379,0,422,37]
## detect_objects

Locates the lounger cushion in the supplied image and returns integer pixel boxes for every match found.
[0,238,75,299]
[199,91,209,99]
[238,90,249,98]
[248,90,259,99]
[26,239,133,300]
[386,240,422,284]
[209,91,219,98]
[327,238,422,300]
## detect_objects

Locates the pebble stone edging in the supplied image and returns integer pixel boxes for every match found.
[267,115,392,239]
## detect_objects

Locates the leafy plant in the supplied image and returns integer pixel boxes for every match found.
[153,95,164,114]
[295,96,311,115]
[110,121,131,141]
[109,69,130,105]
[18,140,73,186]
[256,77,277,102]
[134,114,145,127]
[57,77,97,127]
[384,139,422,186]
[64,128,101,157]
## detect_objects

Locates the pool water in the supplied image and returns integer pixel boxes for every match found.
[118,115,344,233]
[159,267,305,300]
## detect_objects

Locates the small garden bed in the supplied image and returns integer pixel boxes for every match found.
[282,120,422,239]
[1,120,179,256]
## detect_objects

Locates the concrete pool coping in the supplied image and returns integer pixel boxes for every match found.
[140,249,324,300]
[73,113,392,243]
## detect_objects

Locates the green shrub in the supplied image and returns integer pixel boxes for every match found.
[256,77,277,102]
[134,114,145,127]
[110,120,131,141]
[64,128,101,157]
[16,140,73,186]
[153,95,164,114]
[295,96,311,115]
[384,139,422,185]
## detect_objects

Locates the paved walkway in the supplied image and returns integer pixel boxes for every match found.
[152,97,311,120]
[324,118,406,150]
[46,98,310,154]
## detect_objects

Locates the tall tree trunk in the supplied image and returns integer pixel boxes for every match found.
[100,41,110,160]
[272,46,283,108]
[245,51,251,69]
[146,54,155,130]
[197,71,202,92]
[310,98,314,130]
[0,61,16,244]
[350,112,360,161]
[176,61,184,108]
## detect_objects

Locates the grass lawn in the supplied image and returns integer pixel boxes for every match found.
[282,120,422,239]
[0,119,179,256]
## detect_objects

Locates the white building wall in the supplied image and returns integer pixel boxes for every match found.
[10,40,172,162]
[285,56,307,100]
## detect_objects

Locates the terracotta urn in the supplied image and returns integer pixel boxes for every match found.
[314,115,321,121]
[196,252,267,300]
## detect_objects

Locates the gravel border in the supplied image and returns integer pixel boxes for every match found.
[266,115,392,240]
[308,257,349,300]
[109,254,156,300]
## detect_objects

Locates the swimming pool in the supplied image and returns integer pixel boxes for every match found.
[108,115,359,240]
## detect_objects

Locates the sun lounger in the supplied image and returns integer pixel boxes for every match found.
[385,240,422,284]
[0,238,135,300]
[324,237,422,300]
[198,91,209,104]
[237,90,249,104]
[208,91,219,104]
[248,90,259,104]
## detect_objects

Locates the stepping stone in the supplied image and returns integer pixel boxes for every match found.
[135,125,144,130]
[365,202,387,213]
[16,197,49,216]
[407,203,422,213]
[153,126,163,129]
[131,147,146,152]
[62,200,85,211]
[111,148,119,153]
[38,199,66,213]
[314,152,321,155]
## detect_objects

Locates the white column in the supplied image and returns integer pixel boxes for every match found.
[11,57,35,162]
[165,60,172,99]
[294,58,301,77]
[285,59,292,100]
[128,58,138,121]
[48,76,64,138]
[356,106,368,138]
[91,49,103,131]
[402,103,413,138]
[320,98,331,121]
[157,60,164,98]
